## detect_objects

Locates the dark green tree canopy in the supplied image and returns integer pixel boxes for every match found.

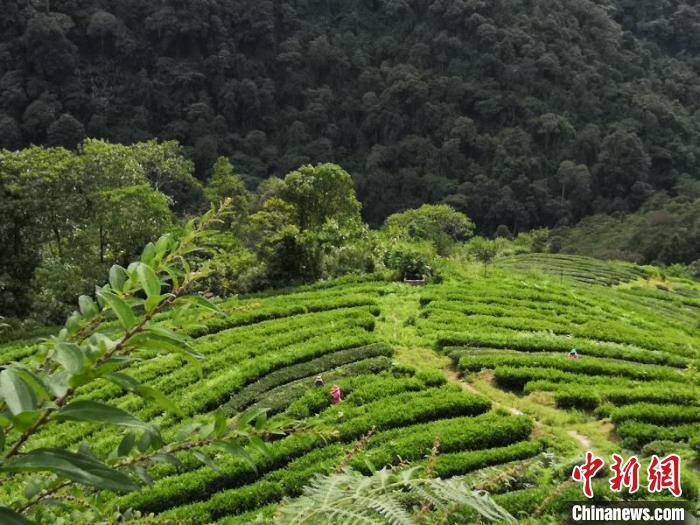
[281,163,362,231]
[0,0,698,234]
[383,204,475,255]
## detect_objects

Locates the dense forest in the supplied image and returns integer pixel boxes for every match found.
[1,0,699,230]
[1,3,699,523]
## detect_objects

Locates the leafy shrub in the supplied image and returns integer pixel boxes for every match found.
[382,241,436,280]
[431,440,545,478]
[351,413,534,472]
[121,388,486,514]
[190,295,379,337]
[458,352,685,383]
[224,343,392,412]
[618,421,700,448]
[334,387,492,439]
[610,403,700,425]
[382,204,475,255]
[196,246,269,297]
[554,389,601,410]
[464,236,499,267]
[495,487,549,516]
[248,357,394,415]
[641,440,689,458]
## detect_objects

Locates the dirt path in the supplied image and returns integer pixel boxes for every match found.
[568,430,593,450]
[443,366,606,455]
[444,367,525,415]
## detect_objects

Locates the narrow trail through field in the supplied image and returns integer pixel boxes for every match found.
[568,430,593,450]
[374,284,611,458]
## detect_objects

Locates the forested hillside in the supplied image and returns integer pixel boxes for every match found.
[2,0,699,229]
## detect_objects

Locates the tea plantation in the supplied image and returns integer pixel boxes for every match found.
[1,256,698,523]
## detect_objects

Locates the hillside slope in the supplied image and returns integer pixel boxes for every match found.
[1,255,697,522]
[1,0,699,228]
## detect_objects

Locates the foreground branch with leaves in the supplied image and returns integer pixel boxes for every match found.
[0,199,282,524]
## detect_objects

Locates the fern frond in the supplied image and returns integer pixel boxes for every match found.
[269,466,516,524]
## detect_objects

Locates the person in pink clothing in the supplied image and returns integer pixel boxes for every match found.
[331,384,343,404]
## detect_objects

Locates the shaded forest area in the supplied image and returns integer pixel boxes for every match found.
[1,0,699,230]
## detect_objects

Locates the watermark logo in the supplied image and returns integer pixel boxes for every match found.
[572,452,682,498]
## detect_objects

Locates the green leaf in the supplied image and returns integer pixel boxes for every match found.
[248,436,273,460]
[99,291,138,330]
[105,372,141,392]
[133,465,154,485]
[65,312,81,334]
[193,450,221,472]
[11,410,43,432]
[213,410,227,438]
[78,295,98,318]
[0,408,12,426]
[0,368,37,415]
[137,263,162,298]
[137,429,152,453]
[144,294,168,313]
[130,328,204,375]
[13,367,51,402]
[155,234,172,256]
[54,343,85,375]
[117,432,136,457]
[175,295,221,314]
[214,442,257,472]
[109,265,128,292]
[135,385,183,417]
[56,400,152,430]
[238,408,268,428]
[162,264,181,289]
[0,507,36,525]
[0,448,139,492]
[141,242,157,264]
[152,453,183,470]
[24,478,42,499]
[45,372,70,399]
[137,428,163,453]
[95,356,135,378]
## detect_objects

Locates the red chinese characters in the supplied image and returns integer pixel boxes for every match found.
[573,452,683,498]
[609,454,640,494]
[572,452,605,498]
[647,454,682,497]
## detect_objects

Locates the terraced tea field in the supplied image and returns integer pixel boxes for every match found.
[1,256,698,522]
[497,253,655,286]
[421,271,699,449]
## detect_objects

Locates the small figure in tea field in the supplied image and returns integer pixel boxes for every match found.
[568,348,579,359]
[331,384,343,404]
[314,375,325,387]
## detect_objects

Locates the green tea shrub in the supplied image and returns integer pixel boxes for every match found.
[382,241,436,281]
[431,440,545,478]
[224,343,392,412]
[610,403,700,425]
[618,421,700,448]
